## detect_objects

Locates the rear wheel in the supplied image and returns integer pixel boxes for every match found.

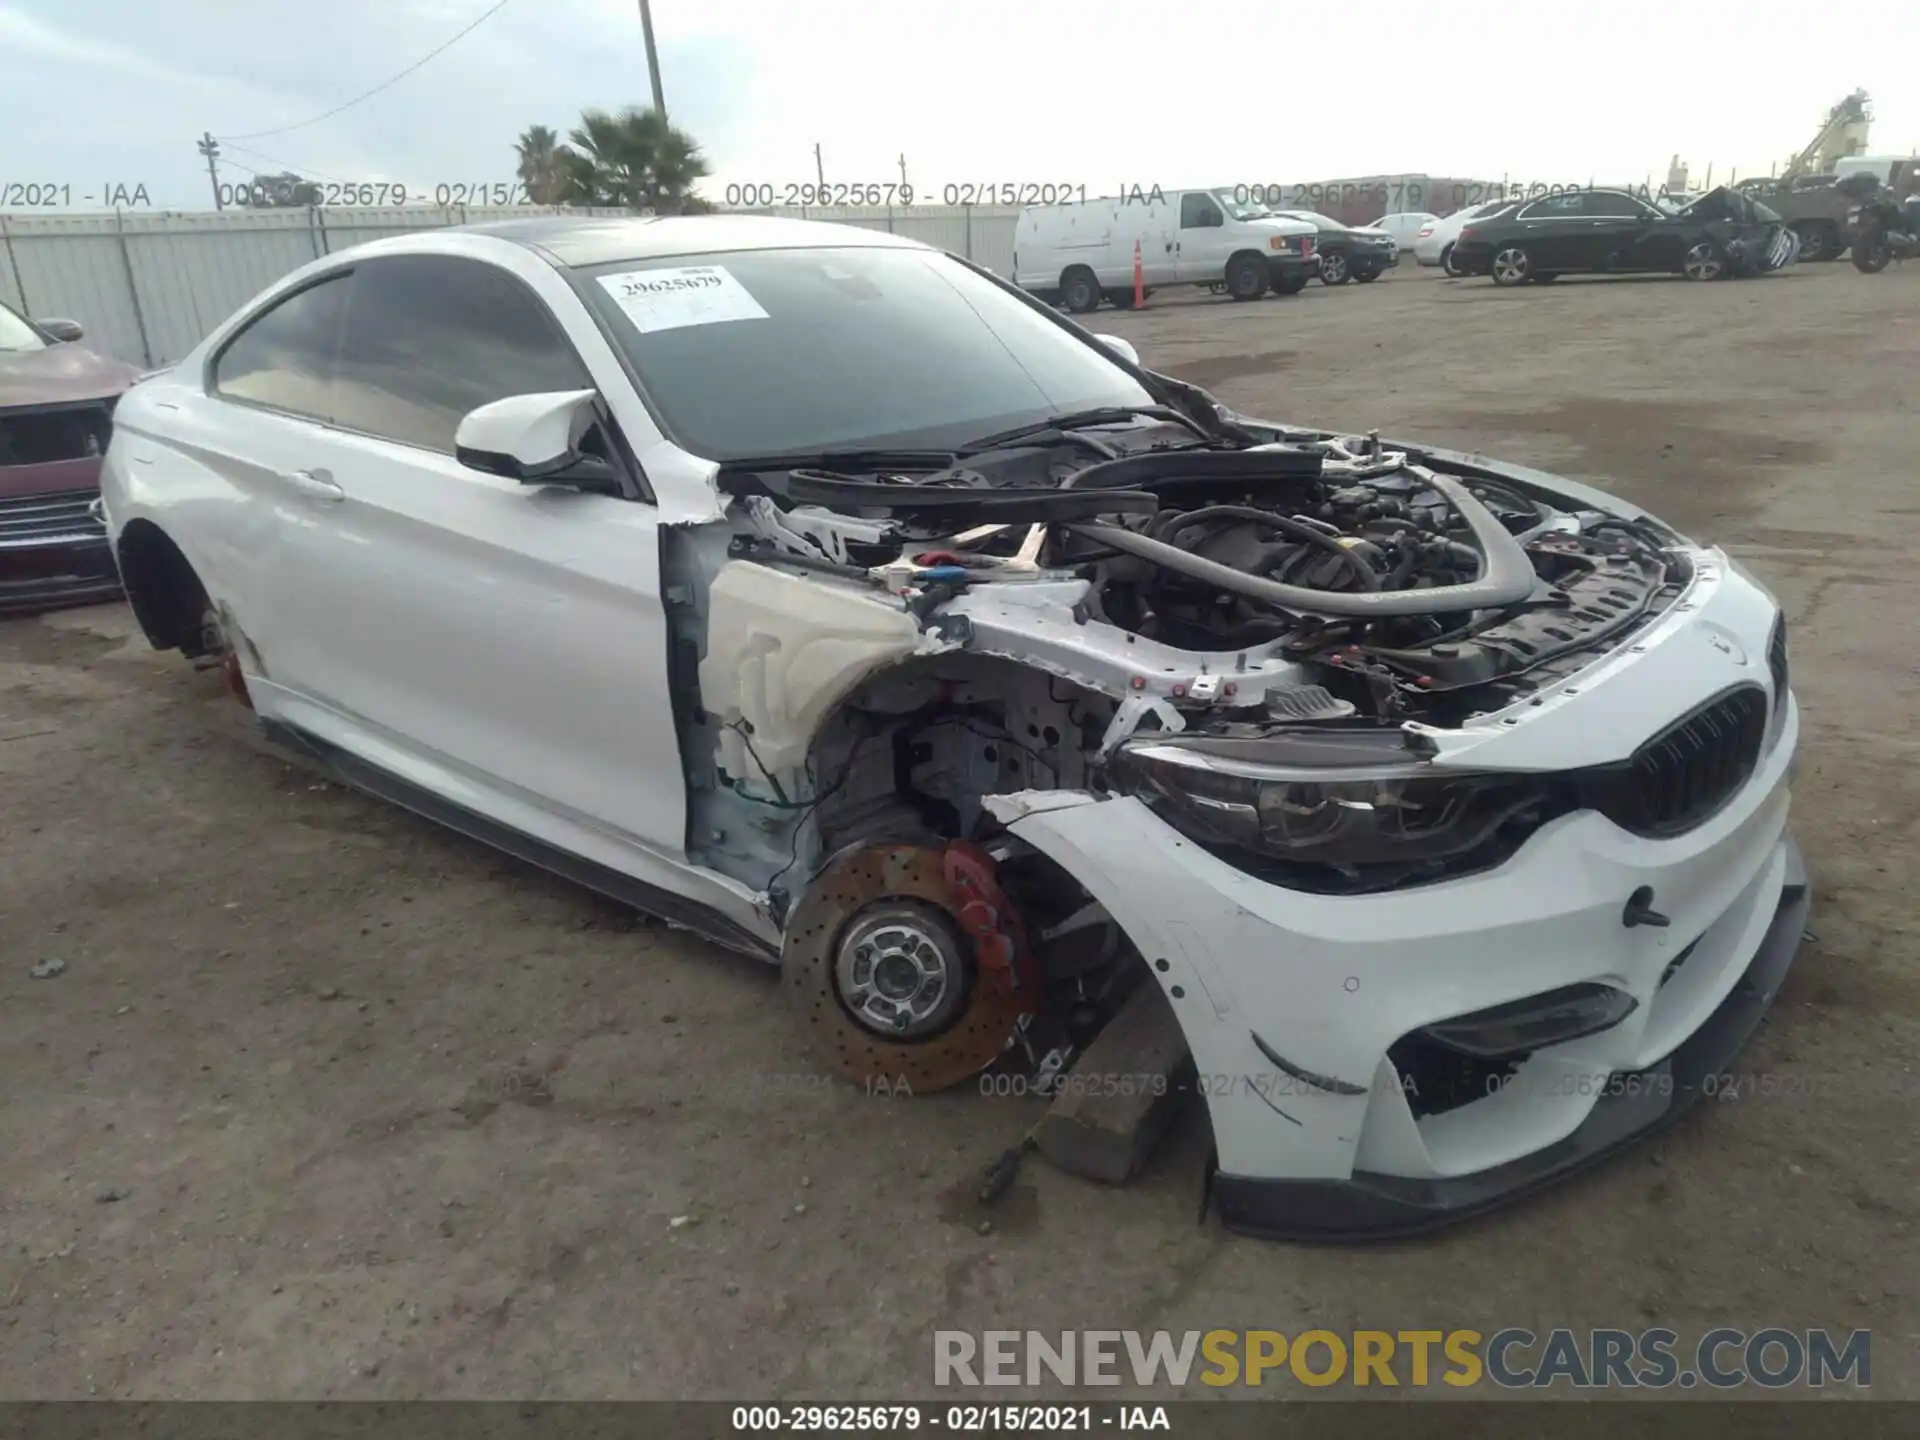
[1440,242,1464,275]
[1061,268,1102,313]
[1490,245,1532,286]
[1271,272,1310,295]
[1852,229,1891,273]
[1104,288,1138,309]
[1530,271,1560,283]
[1681,242,1724,281]
[1792,222,1831,263]
[1353,267,1380,283]
[1225,253,1269,301]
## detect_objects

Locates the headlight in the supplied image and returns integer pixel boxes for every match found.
[1114,736,1564,883]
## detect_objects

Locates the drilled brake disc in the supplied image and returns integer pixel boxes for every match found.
[782,842,1038,1094]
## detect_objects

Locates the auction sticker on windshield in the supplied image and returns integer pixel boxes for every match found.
[597,266,770,333]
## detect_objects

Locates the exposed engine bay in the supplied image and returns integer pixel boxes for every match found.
[664,421,1702,1091]
[712,426,1690,729]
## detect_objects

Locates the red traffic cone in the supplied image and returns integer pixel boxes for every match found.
[1133,240,1145,308]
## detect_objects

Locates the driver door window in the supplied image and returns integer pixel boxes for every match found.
[1179,193,1223,229]
[329,255,595,455]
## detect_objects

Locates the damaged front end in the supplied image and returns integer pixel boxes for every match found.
[660,415,1723,1062]
[659,405,1805,1235]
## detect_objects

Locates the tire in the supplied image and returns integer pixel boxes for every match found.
[1060,268,1102,314]
[1680,241,1724,281]
[1318,249,1351,285]
[1353,268,1380,283]
[1104,288,1138,309]
[1530,272,1560,283]
[1792,223,1830,263]
[1489,245,1532,286]
[1225,253,1269,301]
[1440,242,1464,276]
[1271,272,1309,295]
[1852,229,1891,273]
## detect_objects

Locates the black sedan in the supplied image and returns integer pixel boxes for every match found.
[1449,187,1793,286]
[1271,211,1399,285]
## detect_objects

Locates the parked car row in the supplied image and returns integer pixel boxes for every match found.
[1010,188,1402,311]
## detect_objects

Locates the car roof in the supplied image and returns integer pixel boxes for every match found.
[456,213,930,267]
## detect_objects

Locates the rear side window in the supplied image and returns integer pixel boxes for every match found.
[1519,193,1585,219]
[1583,191,1649,218]
[329,255,592,454]
[212,274,351,421]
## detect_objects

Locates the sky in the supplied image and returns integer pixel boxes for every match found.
[3,0,1917,212]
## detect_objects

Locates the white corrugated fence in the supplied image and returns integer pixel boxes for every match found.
[0,204,1023,367]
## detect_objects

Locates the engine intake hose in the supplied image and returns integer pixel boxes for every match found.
[1068,470,1537,617]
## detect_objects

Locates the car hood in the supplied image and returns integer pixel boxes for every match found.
[0,344,141,410]
[1245,217,1316,236]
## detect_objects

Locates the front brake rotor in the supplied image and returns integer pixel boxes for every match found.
[782,841,1041,1093]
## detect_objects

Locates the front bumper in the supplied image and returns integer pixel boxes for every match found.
[1214,838,1807,1239]
[0,477,122,615]
[1000,541,1804,1238]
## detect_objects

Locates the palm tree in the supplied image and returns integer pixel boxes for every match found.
[566,106,710,213]
[514,125,575,206]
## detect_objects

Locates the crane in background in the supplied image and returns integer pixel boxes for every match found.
[1780,90,1872,183]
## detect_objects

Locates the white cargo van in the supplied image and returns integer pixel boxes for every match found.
[1012,188,1320,312]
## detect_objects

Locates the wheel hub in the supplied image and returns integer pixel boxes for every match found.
[781,840,1042,1092]
[833,902,968,1039]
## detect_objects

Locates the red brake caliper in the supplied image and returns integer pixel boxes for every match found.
[942,841,1043,1007]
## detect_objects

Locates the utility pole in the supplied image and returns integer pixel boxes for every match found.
[199,132,223,209]
[814,143,826,190]
[637,0,666,118]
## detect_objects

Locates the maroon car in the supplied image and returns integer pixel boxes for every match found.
[1,299,142,613]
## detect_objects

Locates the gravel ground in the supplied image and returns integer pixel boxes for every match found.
[1,258,1915,1401]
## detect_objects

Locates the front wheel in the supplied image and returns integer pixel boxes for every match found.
[1490,245,1532,286]
[1792,223,1830,263]
[1852,229,1892,273]
[1225,254,1269,301]
[1272,272,1309,296]
[1530,272,1560,283]
[1318,249,1351,285]
[1353,268,1380,283]
[1681,242,1726,281]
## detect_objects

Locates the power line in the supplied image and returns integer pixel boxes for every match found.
[217,0,517,142]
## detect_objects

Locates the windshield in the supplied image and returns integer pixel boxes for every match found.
[0,302,49,353]
[579,246,1153,462]
[1219,195,1273,221]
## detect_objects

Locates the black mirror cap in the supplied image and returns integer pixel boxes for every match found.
[456,443,622,495]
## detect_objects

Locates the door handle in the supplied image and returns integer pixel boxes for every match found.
[281,467,344,502]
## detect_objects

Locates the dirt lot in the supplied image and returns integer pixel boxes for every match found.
[2,259,1916,1401]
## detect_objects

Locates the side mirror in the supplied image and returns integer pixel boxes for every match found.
[454,389,620,494]
[39,318,84,343]
[1094,334,1139,366]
